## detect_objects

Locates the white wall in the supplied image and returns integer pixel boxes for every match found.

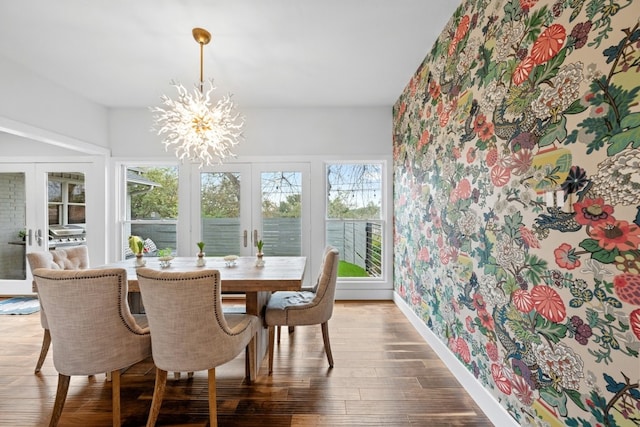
[0,57,109,148]
[108,106,392,157]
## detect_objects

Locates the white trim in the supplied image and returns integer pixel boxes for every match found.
[393,293,518,427]
[336,289,393,300]
[0,116,110,156]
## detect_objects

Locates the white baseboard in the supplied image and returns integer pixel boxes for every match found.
[394,294,518,427]
[335,289,394,300]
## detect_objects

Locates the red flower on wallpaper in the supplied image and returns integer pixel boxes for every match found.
[590,219,640,252]
[418,129,431,150]
[428,79,440,99]
[456,337,471,363]
[573,197,614,226]
[486,341,499,362]
[448,15,471,56]
[530,24,566,65]
[554,243,581,270]
[474,113,488,133]
[531,285,566,322]
[512,289,534,313]
[478,308,495,330]
[512,56,535,85]
[630,309,640,340]
[466,315,476,333]
[520,225,540,249]
[453,178,472,201]
[418,247,430,262]
[477,122,495,141]
[466,147,477,163]
[490,165,511,187]
[491,363,512,395]
[613,273,640,306]
[519,0,539,11]
[485,147,498,167]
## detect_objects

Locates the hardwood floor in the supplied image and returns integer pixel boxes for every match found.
[0,301,494,426]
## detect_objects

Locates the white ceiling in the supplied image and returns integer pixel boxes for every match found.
[0,1,459,109]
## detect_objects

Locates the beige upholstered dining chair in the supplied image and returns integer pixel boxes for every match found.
[135,267,260,427]
[32,267,151,427]
[26,246,90,374]
[265,246,339,374]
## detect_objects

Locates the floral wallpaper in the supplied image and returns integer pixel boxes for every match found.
[392,0,640,426]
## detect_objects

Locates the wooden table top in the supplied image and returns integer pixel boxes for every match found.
[103,256,307,293]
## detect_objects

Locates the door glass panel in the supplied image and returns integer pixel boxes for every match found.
[200,171,241,256]
[261,171,302,256]
[0,172,27,280]
[47,173,87,250]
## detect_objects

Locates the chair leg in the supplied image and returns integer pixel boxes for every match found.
[321,322,334,368]
[288,326,295,334]
[268,326,275,375]
[277,325,281,344]
[111,369,121,427]
[208,368,217,427]
[146,369,168,427]
[35,329,51,373]
[246,334,256,383]
[49,373,70,427]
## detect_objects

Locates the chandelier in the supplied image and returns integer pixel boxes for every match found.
[151,28,244,166]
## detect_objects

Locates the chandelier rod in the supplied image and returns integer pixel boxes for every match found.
[192,28,211,93]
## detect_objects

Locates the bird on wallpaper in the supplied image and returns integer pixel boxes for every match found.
[458,271,479,311]
[460,99,479,143]
[534,206,581,233]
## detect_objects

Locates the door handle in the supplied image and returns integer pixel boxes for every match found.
[253,229,258,247]
[27,228,32,246]
[35,229,43,247]
[243,230,248,247]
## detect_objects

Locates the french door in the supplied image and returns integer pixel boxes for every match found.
[190,162,310,264]
[0,162,95,295]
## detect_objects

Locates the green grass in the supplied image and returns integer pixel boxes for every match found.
[338,260,368,277]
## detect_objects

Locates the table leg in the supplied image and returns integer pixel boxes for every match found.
[244,291,271,380]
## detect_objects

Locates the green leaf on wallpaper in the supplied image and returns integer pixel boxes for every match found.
[531,48,567,86]
[504,212,523,238]
[564,98,588,115]
[565,389,587,412]
[524,6,547,42]
[585,308,599,327]
[502,0,523,22]
[524,254,548,284]
[579,239,602,253]
[536,314,567,343]
[503,275,519,295]
[539,116,568,147]
[591,248,619,264]
[511,318,541,344]
[606,113,640,156]
[540,386,569,417]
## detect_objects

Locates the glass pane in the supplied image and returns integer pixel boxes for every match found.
[326,163,383,278]
[48,180,62,203]
[0,173,27,280]
[326,164,381,219]
[125,167,178,258]
[68,205,85,224]
[261,171,302,256]
[68,183,85,203]
[48,204,61,225]
[200,172,241,256]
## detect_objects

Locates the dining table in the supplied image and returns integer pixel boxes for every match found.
[102,256,307,381]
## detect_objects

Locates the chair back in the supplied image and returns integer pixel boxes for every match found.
[27,246,90,329]
[32,267,150,375]
[311,247,340,322]
[136,268,257,373]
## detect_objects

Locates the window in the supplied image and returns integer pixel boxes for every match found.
[326,163,383,278]
[48,174,85,225]
[122,166,178,259]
